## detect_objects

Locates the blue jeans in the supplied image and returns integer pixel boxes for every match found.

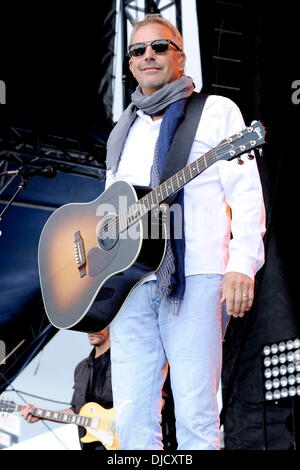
[110,274,228,450]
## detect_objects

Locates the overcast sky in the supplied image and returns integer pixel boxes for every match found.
[4,330,91,446]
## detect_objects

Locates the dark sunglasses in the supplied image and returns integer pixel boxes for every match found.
[128,39,181,58]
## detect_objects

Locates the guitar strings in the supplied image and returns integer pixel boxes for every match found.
[97,123,257,240]
[56,130,254,271]
[97,139,230,240]
[98,147,217,239]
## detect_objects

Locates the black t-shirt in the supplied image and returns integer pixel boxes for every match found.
[87,353,113,408]
[70,348,113,451]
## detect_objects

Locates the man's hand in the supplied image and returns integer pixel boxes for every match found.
[20,403,74,423]
[221,272,254,318]
[20,403,41,423]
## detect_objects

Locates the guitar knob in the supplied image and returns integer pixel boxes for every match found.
[247,153,254,160]
[237,157,244,165]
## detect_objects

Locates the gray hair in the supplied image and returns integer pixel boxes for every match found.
[129,14,183,50]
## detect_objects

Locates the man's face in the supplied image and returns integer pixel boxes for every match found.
[88,328,109,346]
[129,23,186,96]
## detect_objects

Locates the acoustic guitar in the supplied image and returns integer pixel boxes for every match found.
[38,121,265,332]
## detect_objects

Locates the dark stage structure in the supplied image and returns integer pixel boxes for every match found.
[0,0,299,450]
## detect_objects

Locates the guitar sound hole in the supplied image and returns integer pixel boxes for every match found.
[97,214,119,251]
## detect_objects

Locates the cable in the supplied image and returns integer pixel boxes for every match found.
[5,388,70,406]
[0,372,70,449]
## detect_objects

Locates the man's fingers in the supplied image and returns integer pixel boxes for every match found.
[20,403,37,422]
[222,272,255,318]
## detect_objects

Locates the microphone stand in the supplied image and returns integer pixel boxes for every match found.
[0,156,57,228]
[0,172,31,224]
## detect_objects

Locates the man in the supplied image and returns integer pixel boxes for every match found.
[21,328,112,450]
[105,14,266,450]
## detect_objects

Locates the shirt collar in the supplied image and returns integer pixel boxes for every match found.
[136,109,162,126]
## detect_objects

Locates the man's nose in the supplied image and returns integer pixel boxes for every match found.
[143,44,156,60]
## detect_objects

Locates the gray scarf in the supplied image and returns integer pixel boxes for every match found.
[106,75,195,173]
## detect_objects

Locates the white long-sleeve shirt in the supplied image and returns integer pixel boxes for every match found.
[105,95,266,280]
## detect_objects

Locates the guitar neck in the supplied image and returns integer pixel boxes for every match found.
[118,146,217,232]
[101,121,265,237]
[144,146,216,207]
[16,403,92,427]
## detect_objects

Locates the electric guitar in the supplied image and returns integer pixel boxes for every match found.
[0,399,118,450]
[38,121,265,332]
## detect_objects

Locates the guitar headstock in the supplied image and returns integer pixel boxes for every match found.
[0,397,16,414]
[216,120,266,162]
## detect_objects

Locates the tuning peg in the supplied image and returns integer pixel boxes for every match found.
[237,157,244,165]
[247,153,254,160]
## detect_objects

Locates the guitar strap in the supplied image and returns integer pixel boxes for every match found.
[160,91,208,206]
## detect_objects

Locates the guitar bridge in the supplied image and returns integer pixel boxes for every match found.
[74,231,86,277]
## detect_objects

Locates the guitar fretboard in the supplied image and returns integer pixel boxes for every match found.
[98,147,217,241]
[122,148,217,232]
[16,404,92,427]
[97,121,265,241]
[128,149,216,229]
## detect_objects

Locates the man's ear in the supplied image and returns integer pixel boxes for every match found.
[129,58,135,78]
[178,52,186,72]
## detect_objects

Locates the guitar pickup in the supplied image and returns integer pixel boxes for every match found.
[74,231,87,277]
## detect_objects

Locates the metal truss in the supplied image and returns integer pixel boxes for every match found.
[198,0,245,103]
[121,0,182,31]
[0,1,184,196]
[0,126,108,192]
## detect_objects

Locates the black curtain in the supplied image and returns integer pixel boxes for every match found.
[0,1,116,133]
[197,0,300,449]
